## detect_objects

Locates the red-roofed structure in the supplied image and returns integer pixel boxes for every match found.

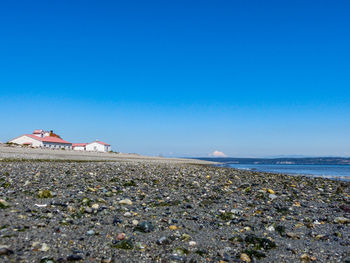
[9,130,112,152]
[94,141,111,146]
[72,143,88,147]
[72,143,88,151]
[85,140,111,152]
[9,130,72,149]
[33,129,43,134]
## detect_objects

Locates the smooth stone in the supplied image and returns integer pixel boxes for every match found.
[267,189,275,194]
[169,225,177,230]
[0,199,10,209]
[40,243,50,252]
[101,258,112,263]
[266,225,275,231]
[105,191,113,197]
[113,217,122,225]
[119,199,133,205]
[134,242,146,250]
[85,207,93,213]
[0,247,14,256]
[113,239,134,249]
[135,221,154,233]
[334,217,350,224]
[67,254,83,261]
[91,203,99,210]
[189,241,197,246]
[240,253,251,262]
[269,194,277,200]
[156,236,169,245]
[123,212,132,217]
[117,233,126,240]
[86,230,95,235]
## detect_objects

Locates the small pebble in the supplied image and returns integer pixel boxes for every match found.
[119,199,133,205]
[0,247,14,256]
[189,241,197,246]
[67,254,83,261]
[91,203,99,210]
[86,230,95,235]
[240,253,251,262]
[123,212,132,217]
[117,233,126,240]
[334,217,350,224]
[40,243,50,252]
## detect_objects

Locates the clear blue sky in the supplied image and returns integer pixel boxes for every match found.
[1,0,349,157]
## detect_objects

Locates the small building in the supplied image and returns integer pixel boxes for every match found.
[72,143,87,151]
[9,130,72,150]
[85,140,111,152]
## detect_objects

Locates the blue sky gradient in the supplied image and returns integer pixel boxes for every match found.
[1,0,349,157]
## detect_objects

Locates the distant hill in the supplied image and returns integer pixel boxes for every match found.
[195,157,350,165]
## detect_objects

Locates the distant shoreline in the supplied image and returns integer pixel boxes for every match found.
[195,157,350,165]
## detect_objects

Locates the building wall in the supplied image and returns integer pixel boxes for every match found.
[10,136,43,147]
[42,142,72,150]
[73,146,85,151]
[86,142,109,152]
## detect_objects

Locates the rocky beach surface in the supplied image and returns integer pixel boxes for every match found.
[0,157,349,262]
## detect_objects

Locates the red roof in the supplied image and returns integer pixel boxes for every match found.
[92,141,111,146]
[72,143,87,147]
[24,134,72,144]
[33,129,44,134]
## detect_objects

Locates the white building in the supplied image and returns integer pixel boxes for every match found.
[9,132,72,150]
[72,143,87,151]
[84,141,111,152]
[9,130,112,152]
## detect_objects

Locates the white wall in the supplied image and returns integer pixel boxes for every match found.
[10,135,43,147]
[43,142,72,150]
[73,146,85,151]
[86,142,109,152]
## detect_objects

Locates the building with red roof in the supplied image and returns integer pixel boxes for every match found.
[9,130,112,152]
[9,130,72,150]
[72,140,111,152]
[72,143,88,151]
[85,140,111,152]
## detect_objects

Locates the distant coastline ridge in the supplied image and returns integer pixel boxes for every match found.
[196,157,350,165]
[196,157,350,181]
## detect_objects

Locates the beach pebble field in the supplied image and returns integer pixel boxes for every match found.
[0,159,349,262]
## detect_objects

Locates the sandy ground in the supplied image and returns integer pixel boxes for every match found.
[0,145,215,165]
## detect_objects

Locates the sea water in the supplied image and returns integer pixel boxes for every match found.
[219,164,350,181]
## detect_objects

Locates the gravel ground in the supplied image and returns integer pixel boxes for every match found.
[0,145,214,164]
[0,160,349,263]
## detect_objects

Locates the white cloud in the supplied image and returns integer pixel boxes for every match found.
[210,150,227,157]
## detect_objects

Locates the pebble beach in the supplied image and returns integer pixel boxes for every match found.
[0,148,349,262]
